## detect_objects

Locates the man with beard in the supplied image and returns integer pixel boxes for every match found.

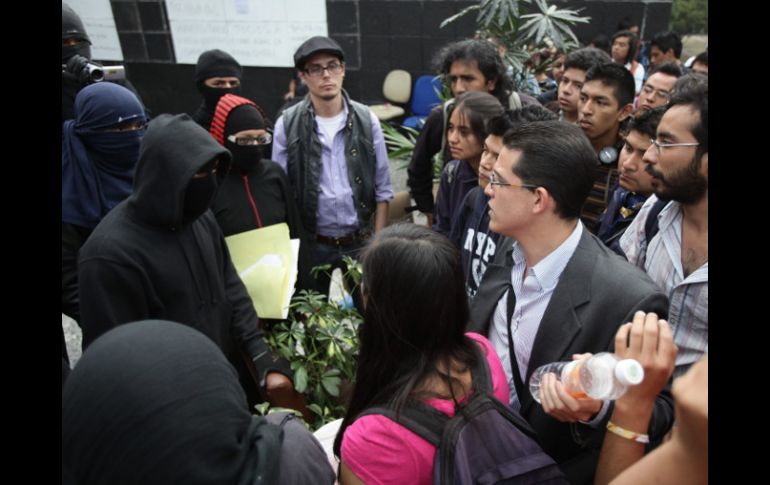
[78,113,297,407]
[620,81,708,379]
[192,49,246,131]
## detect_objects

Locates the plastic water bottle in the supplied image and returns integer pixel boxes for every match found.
[529,353,644,403]
[336,293,354,310]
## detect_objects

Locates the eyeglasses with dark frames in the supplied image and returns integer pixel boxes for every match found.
[304,61,344,77]
[488,172,538,190]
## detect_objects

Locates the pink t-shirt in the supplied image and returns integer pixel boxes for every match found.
[341,332,510,485]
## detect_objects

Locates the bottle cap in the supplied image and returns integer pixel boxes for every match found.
[615,359,644,386]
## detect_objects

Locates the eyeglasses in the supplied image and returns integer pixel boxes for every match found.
[641,84,671,101]
[227,133,272,146]
[650,138,700,155]
[488,172,537,190]
[304,61,344,77]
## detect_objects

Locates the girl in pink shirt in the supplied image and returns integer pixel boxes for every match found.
[332,223,510,485]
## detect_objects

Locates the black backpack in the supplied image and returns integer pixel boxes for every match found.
[358,344,568,484]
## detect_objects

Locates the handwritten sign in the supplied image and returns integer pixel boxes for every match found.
[166,0,328,67]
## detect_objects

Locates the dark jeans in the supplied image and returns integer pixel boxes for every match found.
[308,239,365,311]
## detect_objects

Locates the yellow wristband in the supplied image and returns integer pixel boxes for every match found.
[606,421,650,444]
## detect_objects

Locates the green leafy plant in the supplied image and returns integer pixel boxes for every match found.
[381,120,445,181]
[263,258,363,430]
[671,0,708,34]
[441,0,589,92]
[381,121,419,170]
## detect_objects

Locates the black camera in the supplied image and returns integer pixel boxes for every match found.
[62,54,126,85]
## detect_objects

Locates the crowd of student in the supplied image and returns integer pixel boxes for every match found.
[62,3,707,483]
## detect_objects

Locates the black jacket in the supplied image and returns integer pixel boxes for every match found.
[211,159,313,291]
[469,231,672,484]
[78,114,273,369]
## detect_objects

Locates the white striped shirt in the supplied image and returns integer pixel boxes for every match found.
[620,195,708,378]
[489,222,583,407]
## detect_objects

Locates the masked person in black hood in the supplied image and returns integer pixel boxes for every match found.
[62,3,144,124]
[210,94,312,292]
[77,113,297,408]
[62,320,335,485]
[192,49,244,130]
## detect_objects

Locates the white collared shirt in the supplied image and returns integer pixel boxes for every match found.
[489,222,583,407]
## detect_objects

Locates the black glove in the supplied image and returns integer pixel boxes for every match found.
[251,348,294,389]
[63,54,102,86]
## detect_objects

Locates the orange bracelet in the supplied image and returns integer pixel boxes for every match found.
[606,421,650,444]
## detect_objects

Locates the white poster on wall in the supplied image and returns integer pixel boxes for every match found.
[65,0,124,61]
[166,0,328,67]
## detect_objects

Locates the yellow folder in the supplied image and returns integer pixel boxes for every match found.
[225,223,299,319]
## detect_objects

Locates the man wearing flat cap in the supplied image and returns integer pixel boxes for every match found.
[272,36,393,301]
[192,49,244,130]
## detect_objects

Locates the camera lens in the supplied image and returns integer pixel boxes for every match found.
[86,64,104,82]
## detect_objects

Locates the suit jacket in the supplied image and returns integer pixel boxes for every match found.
[469,228,672,485]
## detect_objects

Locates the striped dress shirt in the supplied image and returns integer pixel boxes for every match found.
[620,195,708,378]
[489,222,583,407]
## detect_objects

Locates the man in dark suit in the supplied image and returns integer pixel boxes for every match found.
[469,120,672,484]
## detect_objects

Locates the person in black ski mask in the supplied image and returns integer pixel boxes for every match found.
[77,113,298,410]
[62,3,144,124]
[193,49,244,130]
[62,3,93,123]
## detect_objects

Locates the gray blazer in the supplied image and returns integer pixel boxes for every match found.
[469,228,672,485]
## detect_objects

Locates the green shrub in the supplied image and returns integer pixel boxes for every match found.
[262,257,363,430]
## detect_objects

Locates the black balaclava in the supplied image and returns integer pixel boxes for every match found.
[62,3,92,62]
[194,49,243,110]
[224,104,267,170]
[182,158,220,224]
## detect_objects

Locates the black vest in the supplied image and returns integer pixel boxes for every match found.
[281,91,377,234]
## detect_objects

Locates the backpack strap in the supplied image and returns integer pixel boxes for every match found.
[644,198,670,245]
[356,339,495,447]
[358,402,446,447]
[443,160,459,184]
[467,337,494,395]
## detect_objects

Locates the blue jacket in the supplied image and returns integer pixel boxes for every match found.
[450,187,501,297]
[595,185,649,254]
